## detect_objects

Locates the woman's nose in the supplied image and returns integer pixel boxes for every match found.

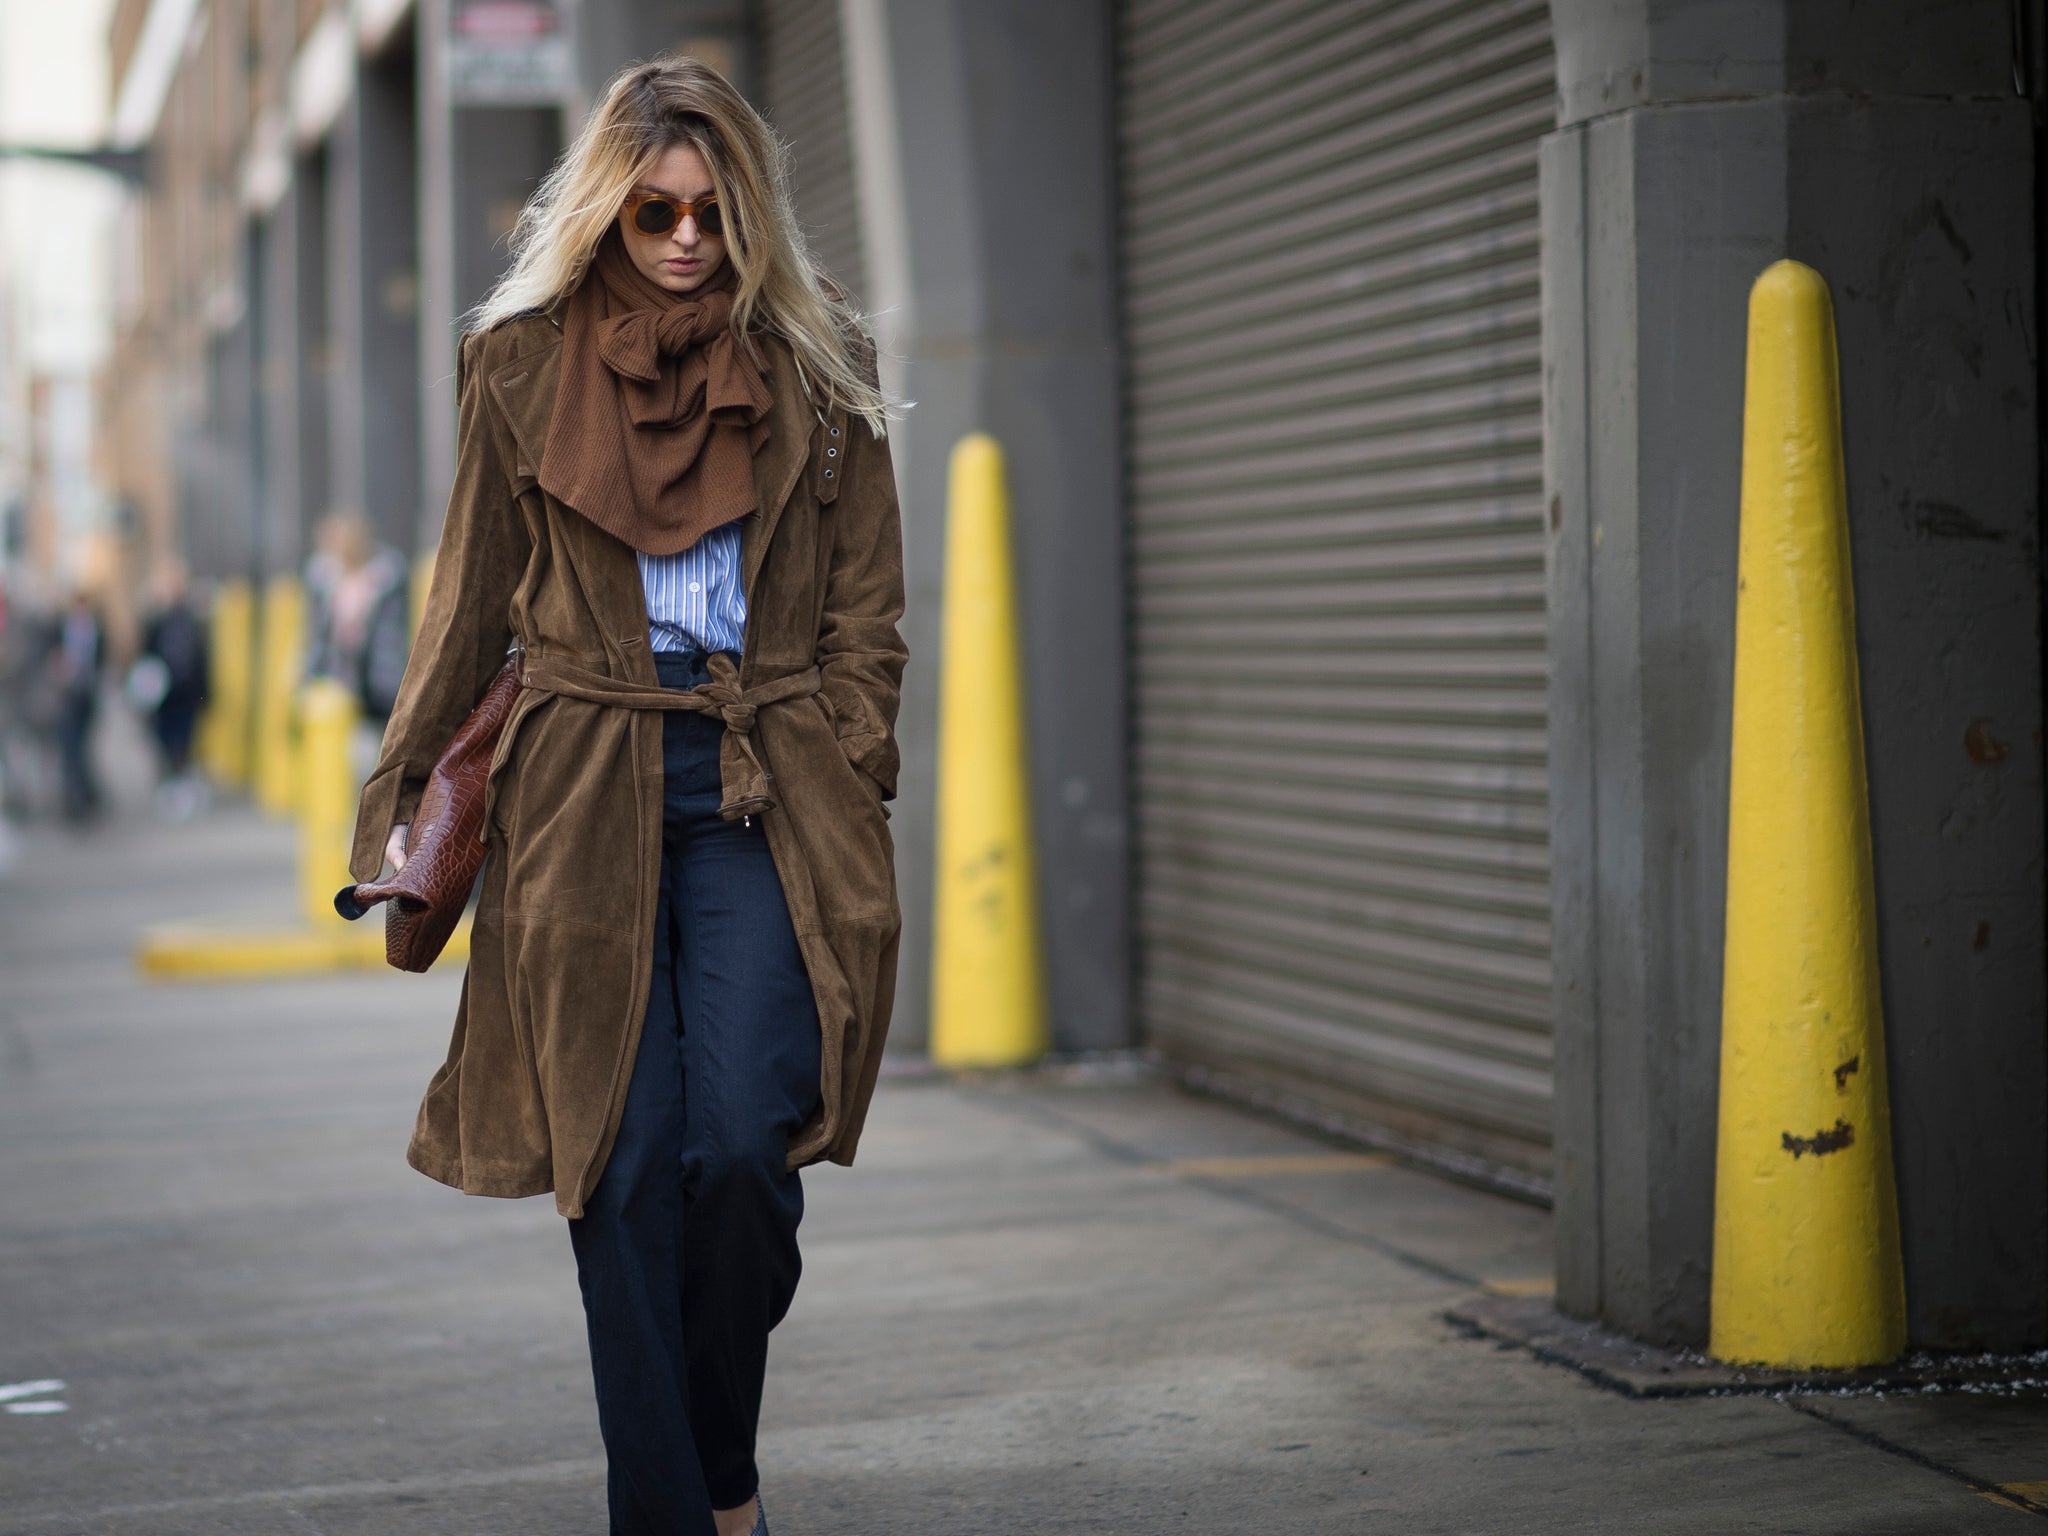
[675,217,702,250]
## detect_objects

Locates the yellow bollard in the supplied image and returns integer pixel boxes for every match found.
[137,666,471,976]
[1709,260,1906,1369]
[252,575,306,816]
[136,658,476,979]
[930,434,1049,1067]
[198,579,255,788]
[297,679,359,927]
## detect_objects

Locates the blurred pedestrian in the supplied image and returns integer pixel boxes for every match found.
[349,56,905,1536]
[136,560,211,820]
[0,579,57,821]
[306,512,410,725]
[50,587,106,824]
[0,579,22,867]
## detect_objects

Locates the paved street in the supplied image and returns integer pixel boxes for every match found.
[3,795,2046,1534]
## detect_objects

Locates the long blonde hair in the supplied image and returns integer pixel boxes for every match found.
[472,55,891,436]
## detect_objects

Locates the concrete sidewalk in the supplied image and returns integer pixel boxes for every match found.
[2,801,2044,1534]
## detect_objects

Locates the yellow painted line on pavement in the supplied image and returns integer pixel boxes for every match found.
[1979,1481,2048,1513]
[1480,1278,1556,1298]
[135,920,471,980]
[1147,1152,1395,1179]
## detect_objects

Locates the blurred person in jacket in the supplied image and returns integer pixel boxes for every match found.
[0,579,24,856]
[135,560,211,820]
[306,512,411,727]
[0,581,55,822]
[49,587,106,824]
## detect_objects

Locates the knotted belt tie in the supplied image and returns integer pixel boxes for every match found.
[519,653,821,821]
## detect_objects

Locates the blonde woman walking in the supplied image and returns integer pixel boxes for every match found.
[349,55,906,1536]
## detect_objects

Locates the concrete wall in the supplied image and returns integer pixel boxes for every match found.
[253,159,328,578]
[574,0,756,108]
[180,309,258,581]
[840,0,1130,1053]
[328,35,422,556]
[415,0,565,543]
[1544,0,2047,1349]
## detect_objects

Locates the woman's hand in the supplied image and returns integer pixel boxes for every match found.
[386,823,410,873]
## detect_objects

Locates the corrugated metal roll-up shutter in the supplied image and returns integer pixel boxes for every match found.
[760,0,866,301]
[1117,0,1557,1193]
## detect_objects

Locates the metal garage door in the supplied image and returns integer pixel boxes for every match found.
[760,0,866,300]
[1117,0,1557,1193]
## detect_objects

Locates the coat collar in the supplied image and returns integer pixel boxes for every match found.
[485,320,817,603]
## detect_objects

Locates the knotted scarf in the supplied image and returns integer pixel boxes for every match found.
[538,232,774,557]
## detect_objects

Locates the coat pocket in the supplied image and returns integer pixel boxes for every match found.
[491,696,645,938]
[482,688,549,840]
[779,702,897,923]
[815,689,894,811]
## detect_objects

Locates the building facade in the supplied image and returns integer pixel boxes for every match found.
[102,0,2048,1353]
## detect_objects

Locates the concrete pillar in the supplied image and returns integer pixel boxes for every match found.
[178,307,258,581]
[417,0,567,542]
[1543,0,2047,1349]
[254,155,329,577]
[170,0,259,584]
[298,149,332,551]
[226,232,264,581]
[572,0,756,112]
[254,208,287,576]
[329,30,422,556]
[840,0,1129,1052]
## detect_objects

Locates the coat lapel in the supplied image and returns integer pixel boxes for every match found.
[744,337,818,603]
[486,325,652,680]
[486,324,564,486]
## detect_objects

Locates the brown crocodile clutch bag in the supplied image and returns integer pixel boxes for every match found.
[334,658,521,972]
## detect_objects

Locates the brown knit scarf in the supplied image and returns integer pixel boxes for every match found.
[538,233,774,557]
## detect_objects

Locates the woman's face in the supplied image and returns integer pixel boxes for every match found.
[617,142,727,294]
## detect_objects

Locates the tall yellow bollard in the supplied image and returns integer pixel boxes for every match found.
[297,679,359,927]
[930,434,1049,1067]
[198,578,255,788]
[252,575,306,815]
[1710,260,1906,1368]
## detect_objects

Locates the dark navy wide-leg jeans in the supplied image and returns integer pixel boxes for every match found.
[568,648,822,1536]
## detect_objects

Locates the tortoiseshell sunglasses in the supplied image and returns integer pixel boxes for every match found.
[623,189,725,238]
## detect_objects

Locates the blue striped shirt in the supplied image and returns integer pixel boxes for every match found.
[639,521,747,655]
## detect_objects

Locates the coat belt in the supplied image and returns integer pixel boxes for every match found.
[519,653,822,820]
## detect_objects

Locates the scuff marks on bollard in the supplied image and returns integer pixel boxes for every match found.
[1783,1120,1856,1159]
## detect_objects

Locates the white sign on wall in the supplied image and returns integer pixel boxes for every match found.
[446,0,572,105]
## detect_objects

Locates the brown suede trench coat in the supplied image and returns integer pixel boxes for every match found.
[348,311,906,1219]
